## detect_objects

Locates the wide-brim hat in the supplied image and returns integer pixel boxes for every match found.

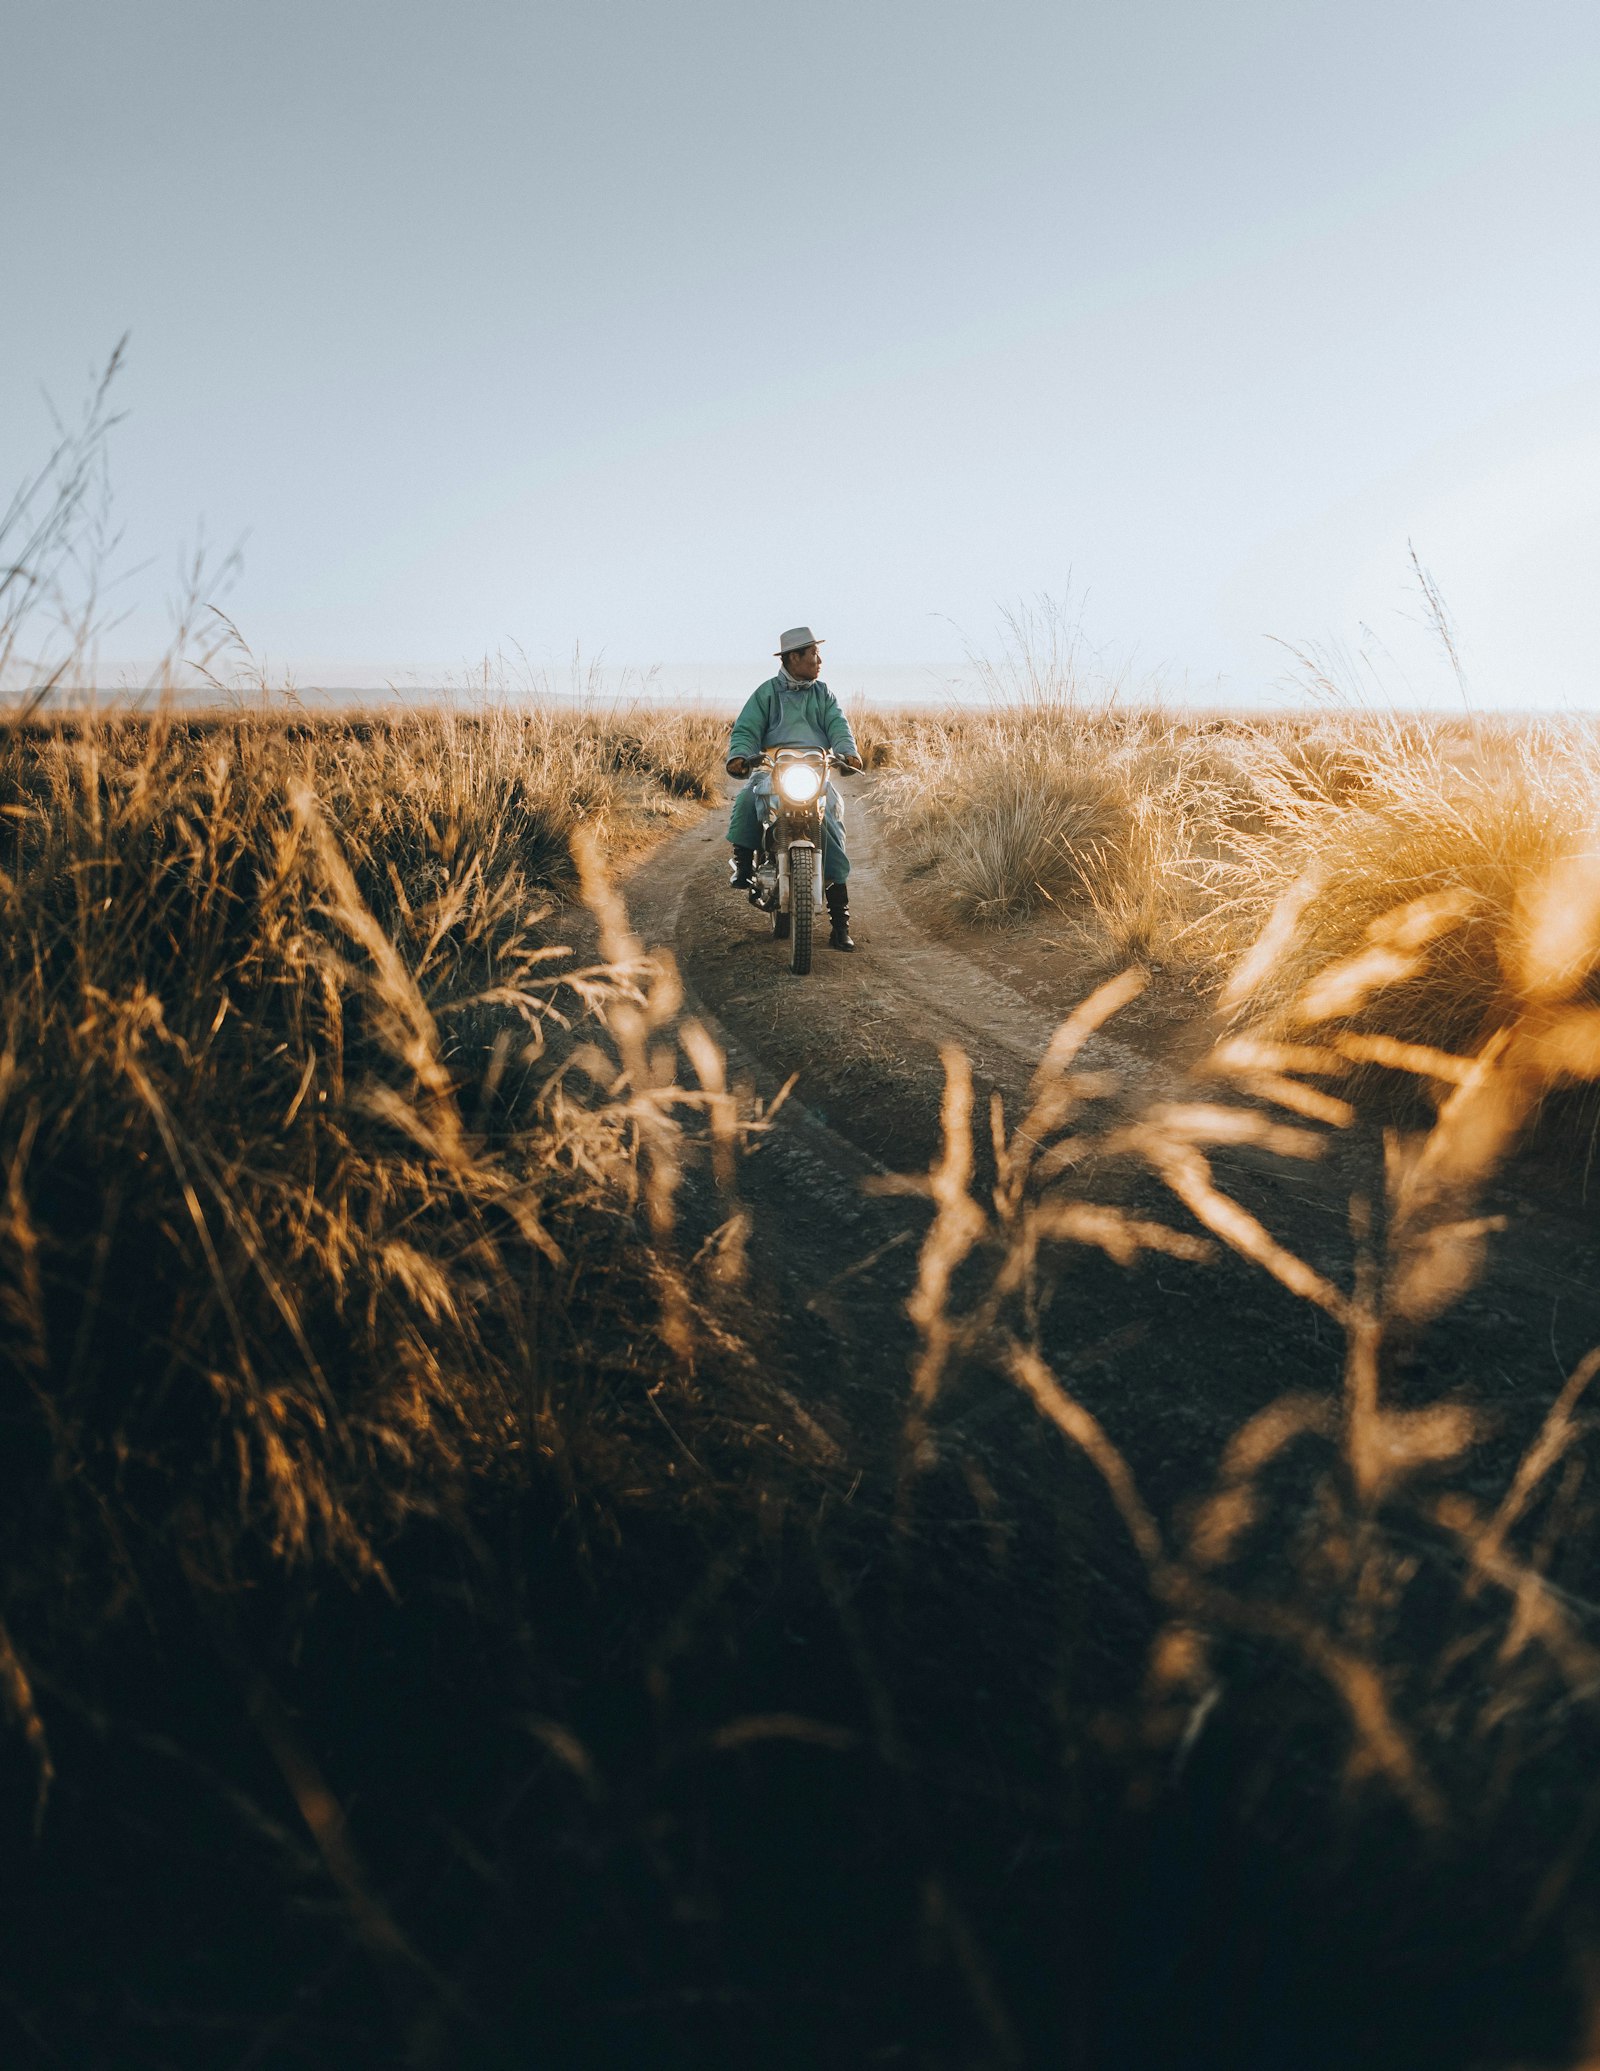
[775,626,824,656]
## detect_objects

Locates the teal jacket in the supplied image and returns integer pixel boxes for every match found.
[728,676,859,762]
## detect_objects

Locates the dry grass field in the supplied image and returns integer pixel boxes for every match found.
[874,696,1600,1043]
[6,678,1600,2068]
[871,693,1600,1794]
[0,696,774,1624]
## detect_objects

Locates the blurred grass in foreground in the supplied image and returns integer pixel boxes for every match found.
[0,702,754,1824]
[6,695,1600,2065]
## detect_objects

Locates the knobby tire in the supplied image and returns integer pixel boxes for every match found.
[790,849,814,975]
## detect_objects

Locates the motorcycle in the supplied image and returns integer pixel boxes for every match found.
[737,747,856,976]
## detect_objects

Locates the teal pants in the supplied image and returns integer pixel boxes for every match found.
[727,773,850,882]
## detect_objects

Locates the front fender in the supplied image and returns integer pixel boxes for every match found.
[778,838,822,913]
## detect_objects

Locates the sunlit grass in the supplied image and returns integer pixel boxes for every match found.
[875,699,1600,1053]
[891,820,1600,1830]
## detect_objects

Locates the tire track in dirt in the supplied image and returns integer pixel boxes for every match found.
[623,791,928,1453]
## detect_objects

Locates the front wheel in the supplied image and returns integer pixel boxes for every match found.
[790,849,814,975]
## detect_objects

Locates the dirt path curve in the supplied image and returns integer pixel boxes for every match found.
[623,780,1600,1516]
[622,783,1365,1502]
[626,776,1166,1153]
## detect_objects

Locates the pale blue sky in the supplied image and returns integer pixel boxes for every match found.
[5,0,1598,703]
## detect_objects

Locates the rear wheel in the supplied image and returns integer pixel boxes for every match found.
[771,910,791,939]
[790,850,814,975]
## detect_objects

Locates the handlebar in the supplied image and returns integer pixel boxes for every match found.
[727,749,864,778]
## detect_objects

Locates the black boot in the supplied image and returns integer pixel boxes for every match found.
[728,845,756,890]
[825,880,855,951]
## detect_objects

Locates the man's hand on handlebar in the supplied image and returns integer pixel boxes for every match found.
[727,751,862,777]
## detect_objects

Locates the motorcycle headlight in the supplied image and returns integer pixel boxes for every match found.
[775,762,822,804]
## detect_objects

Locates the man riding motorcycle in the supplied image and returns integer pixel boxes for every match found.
[725,626,864,951]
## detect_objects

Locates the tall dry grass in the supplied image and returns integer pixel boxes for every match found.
[877,698,1600,1057]
[0,701,745,1825]
[1203,716,1600,1050]
[876,701,1244,956]
[889,833,1600,1840]
[878,656,1600,1856]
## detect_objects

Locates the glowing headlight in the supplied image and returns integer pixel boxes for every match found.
[775,762,822,803]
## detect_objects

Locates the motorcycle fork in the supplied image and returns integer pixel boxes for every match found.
[774,812,823,911]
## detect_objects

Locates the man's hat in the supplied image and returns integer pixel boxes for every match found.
[775,626,823,656]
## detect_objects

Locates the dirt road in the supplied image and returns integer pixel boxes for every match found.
[627,779,1600,1510]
